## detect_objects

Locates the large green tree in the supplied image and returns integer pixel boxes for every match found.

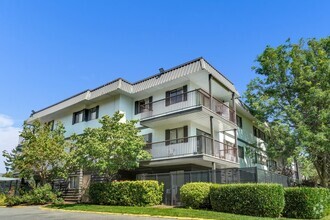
[72,111,151,181]
[3,120,71,185]
[245,37,330,187]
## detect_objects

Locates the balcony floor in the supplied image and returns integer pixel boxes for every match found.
[140,106,237,132]
[141,154,239,169]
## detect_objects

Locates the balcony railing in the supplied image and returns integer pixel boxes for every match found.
[147,135,238,163]
[139,89,235,123]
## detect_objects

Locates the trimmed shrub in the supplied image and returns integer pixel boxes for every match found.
[210,183,285,218]
[89,180,163,206]
[283,187,330,219]
[180,182,213,209]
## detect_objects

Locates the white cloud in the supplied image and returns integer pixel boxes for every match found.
[0,114,14,128]
[0,114,21,173]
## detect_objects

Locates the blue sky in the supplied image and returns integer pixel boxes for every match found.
[0,0,329,172]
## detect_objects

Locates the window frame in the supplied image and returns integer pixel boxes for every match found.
[87,106,99,121]
[165,126,188,145]
[267,160,277,170]
[238,146,244,159]
[142,133,152,149]
[47,120,54,131]
[255,152,267,165]
[253,126,266,141]
[236,115,243,128]
[165,85,187,106]
[72,110,84,124]
[135,97,153,114]
[253,126,258,137]
[72,106,99,124]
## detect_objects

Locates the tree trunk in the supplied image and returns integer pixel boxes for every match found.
[320,177,328,187]
[314,155,329,187]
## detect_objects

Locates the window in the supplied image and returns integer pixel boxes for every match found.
[255,153,267,165]
[238,146,244,159]
[72,110,84,124]
[165,85,187,106]
[72,106,99,124]
[236,115,243,128]
[253,126,258,137]
[259,131,265,141]
[47,120,54,131]
[253,126,266,141]
[143,133,152,149]
[135,97,153,114]
[165,126,188,145]
[267,160,277,170]
[87,106,99,121]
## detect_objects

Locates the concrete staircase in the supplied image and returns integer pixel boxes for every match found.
[61,188,81,203]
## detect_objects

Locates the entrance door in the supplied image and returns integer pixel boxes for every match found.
[69,176,79,189]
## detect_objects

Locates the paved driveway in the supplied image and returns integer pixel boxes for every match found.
[0,206,174,220]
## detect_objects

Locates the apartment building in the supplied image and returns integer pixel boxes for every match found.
[27,57,273,198]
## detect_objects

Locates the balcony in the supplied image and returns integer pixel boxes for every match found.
[139,89,235,124]
[146,135,238,164]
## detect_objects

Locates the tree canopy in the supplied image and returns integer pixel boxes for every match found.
[71,111,151,181]
[245,37,330,186]
[3,120,71,185]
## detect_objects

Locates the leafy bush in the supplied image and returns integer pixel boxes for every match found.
[0,194,6,206]
[210,183,285,218]
[283,187,330,219]
[24,184,62,205]
[180,182,213,209]
[5,195,22,207]
[89,180,163,206]
[5,184,63,206]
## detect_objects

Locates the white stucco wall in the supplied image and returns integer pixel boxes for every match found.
[237,112,268,170]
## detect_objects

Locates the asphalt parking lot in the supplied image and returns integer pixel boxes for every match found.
[0,206,173,220]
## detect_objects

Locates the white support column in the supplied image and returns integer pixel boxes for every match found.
[212,162,216,183]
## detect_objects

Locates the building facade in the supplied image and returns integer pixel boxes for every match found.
[27,57,275,200]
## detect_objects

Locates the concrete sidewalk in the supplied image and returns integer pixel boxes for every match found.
[0,206,174,220]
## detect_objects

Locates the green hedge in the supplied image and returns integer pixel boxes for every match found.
[210,183,285,218]
[89,180,163,206]
[180,182,213,209]
[283,187,330,219]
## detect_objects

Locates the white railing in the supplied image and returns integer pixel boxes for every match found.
[140,89,235,123]
[148,135,238,163]
[214,140,238,163]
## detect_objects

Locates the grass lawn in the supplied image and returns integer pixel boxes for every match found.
[46,204,329,220]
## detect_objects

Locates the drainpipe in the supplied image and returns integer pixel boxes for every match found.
[232,92,236,124]
[210,115,216,183]
[232,92,238,164]
[209,74,213,109]
[234,129,238,162]
[210,116,214,156]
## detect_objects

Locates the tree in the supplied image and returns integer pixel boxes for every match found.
[245,37,330,187]
[3,120,71,185]
[72,111,151,181]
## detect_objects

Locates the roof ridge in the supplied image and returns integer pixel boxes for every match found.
[31,57,238,117]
